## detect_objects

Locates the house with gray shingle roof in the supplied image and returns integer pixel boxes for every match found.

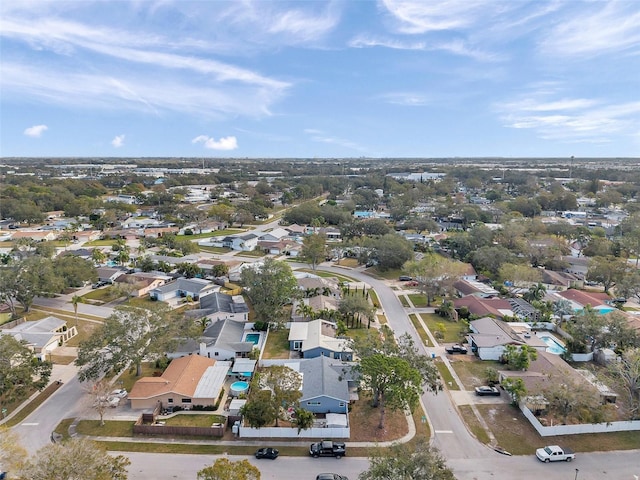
[1,316,76,360]
[185,292,249,322]
[299,356,353,414]
[149,277,219,302]
[169,319,255,361]
[288,319,353,361]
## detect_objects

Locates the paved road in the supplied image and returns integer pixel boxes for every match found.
[316,264,486,460]
[33,294,114,318]
[125,453,368,480]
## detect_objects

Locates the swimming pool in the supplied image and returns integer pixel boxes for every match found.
[539,334,566,355]
[244,333,260,345]
[230,381,249,397]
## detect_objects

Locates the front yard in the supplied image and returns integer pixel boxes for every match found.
[420,313,467,344]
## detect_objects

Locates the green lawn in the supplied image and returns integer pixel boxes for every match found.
[116,362,162,392]
[420,313,466,344]
[365,267,403,280]
[198,245,232,254]
[76,420,134,437]
[262,328,290,359]
[398,295,410,307]
[85,239,119,246]
[435,359,460,390]
[407,294,428,307]
[163,414,226,427]
[476,404,640,455]
[408,314,430,346]
[178,229,245,239]
[236,249,267,258]
[458,405,491,444]
[450,358,501,390]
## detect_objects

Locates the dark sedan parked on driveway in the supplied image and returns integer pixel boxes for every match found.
[475,386,500,396]
[255,447,279,459]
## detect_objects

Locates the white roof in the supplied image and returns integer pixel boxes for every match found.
[193,361,230,399]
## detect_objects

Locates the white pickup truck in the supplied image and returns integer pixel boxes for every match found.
[535,445,576,462]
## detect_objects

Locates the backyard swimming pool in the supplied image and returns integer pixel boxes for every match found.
[230,381,249,397]
[539,334,566,355]
[244,333,260,345]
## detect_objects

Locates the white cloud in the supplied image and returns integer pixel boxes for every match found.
[381,0,492,34]
[304,129,366,152]
[192,135,238,151]
[379,92,430,106]
[111,134,125,148]
[496,87,640,143]
[540,2,640,57]
[23,124,48,137]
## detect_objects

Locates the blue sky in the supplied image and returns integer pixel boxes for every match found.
[1,0,639,158]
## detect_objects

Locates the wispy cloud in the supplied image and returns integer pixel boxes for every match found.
[23,124,48,137]
[540,2,640,57]
[381,0,488,34]
[2,63,281,118]
[111,134,125,148]
[266,6,339,42]
[379,92,431,106]
[192,135,238,151]
[304,128,366,152]
[497,87,640,143]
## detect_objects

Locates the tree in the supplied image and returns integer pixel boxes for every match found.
[292,406,315,433]
[240,258,299,325]
[240,389,276,428]
[176,262,202,279]
[18,438,130,480]
[543,380,606,424]
[54,255,97,288]
[553,299,574,322]
[6,257,64,312]
[71,294,84,327]
[359,354,422,429]
[503,344,538,371]
[617,269,640,303]
[587,255,629,294]
[471,245,515,277]
[359,439,455,480]
[0,425,28,474]
[75,304,186,379]
[502,377,526,405]
[404,254,466,307]
[197,458,260,480]
[91,248,107,265]
[608,347,640,420]
[88,379,117,426]
[338,293,375,328]
[256,365,303,426]
[373,234,414,271]
[0,335,52,402]
[523,283,546,303]
[499,263,542,289]
[300,233,327,270]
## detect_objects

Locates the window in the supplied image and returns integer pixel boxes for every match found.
[306,401,321,406]
[167,398,173,404]
[182,398,192,404]
[214,352,219,356]
[339,402,345,407]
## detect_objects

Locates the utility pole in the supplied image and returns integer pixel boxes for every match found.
[569,155,574,180]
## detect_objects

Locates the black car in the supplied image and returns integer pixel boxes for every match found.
[255,447,279,460]
[445,344,468,354]
[475,386,500,396]
[316,475,348,480]
[398,275,413,281]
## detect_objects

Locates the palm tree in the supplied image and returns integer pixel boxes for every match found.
[524,283,546,303]
[296,303,314,321]
[71,294,84,327]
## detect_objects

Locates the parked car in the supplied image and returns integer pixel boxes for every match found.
[535,445,575,462]
[475,386,500,396]
[106,396,120,408]
[255,447,279,460]
[316,475,349,480]
[398,275,413,281]
[110,389,128,399]
[310,440,346,458]
[445,344,468,354]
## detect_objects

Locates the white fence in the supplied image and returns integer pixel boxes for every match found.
[521,405,640,436]
[238,426,350,438]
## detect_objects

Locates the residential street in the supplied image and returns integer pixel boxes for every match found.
[7,261,640,480]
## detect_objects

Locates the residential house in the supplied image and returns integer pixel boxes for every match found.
[148,254,200,268]
[467,317,546,360]
[258,227,290,242]
[288,319,353,361]
[549,289,614,314]
[222,233,259,251]
[128,355,229,410]
[453,296,514,320]
[1,316,77,360]
[298,355,353,414]
[192,319,255,360]
[542,270,584,289]
[114,273,171,297]
[186,292,250,323]
[96,267,125,284]
[8,230,56,242]
[284,224,307,237]
[149,277,219,302]
[453,279,499,298]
